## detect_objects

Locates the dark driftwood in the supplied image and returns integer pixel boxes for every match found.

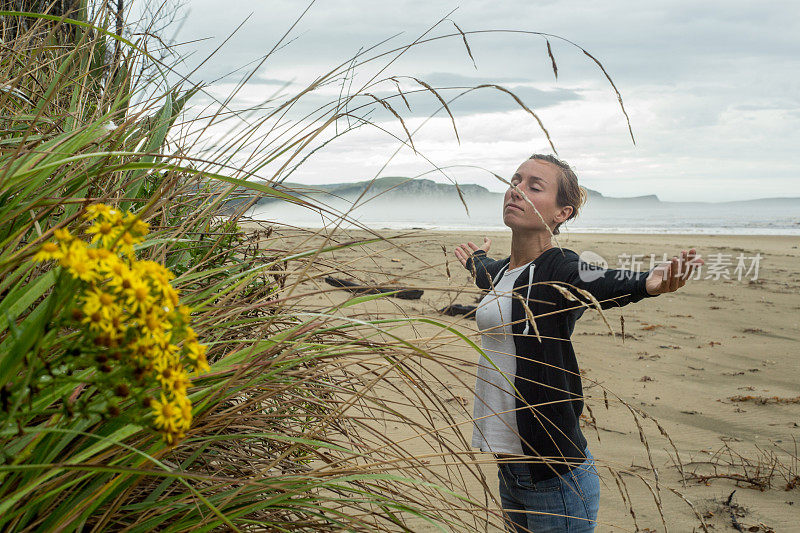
[439,304,477,319]
[324,276,423,300]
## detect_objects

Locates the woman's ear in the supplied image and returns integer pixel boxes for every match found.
[553,205,574,225]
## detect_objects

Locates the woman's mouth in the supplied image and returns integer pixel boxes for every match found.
[505,204,523,212]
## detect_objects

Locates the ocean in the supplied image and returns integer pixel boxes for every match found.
[246,197,800,236]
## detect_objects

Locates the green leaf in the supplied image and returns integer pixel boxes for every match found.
[0,269,56,336]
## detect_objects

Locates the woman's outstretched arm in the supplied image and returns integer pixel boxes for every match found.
[557,248,704,309]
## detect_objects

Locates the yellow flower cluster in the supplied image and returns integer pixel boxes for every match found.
[33,204,210,444]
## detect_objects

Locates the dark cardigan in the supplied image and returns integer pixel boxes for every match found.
[465,246,657,480]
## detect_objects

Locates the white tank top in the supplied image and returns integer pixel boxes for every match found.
[471,261,533,455]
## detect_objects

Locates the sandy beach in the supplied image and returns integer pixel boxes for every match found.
[246,224,800,531]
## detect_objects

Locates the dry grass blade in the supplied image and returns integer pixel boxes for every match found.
[608,466,641,531]
[638,475,668,532]
[450,19,477,69]
[549,282,580,302]
[546,39,558,79]
[519,297,542,342]
[572,286,614,336]
[411,76,460,144]
[453,181,470,216]
[364,92,416,154]
[579,47,635,145]
[665,485,711,533]
[681,441,800,492]
[475,83,557,154]
[388,76,412,111]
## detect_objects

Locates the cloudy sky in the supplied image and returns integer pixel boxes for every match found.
[136,1,800,202]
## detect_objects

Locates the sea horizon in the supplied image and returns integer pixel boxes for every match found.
[246,202,800,236]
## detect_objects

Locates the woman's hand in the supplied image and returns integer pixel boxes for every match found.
[453,237,492,267]
[645,248,704,295]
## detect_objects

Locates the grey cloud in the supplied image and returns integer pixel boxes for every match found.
[189,77,582,121]
[344,83,582,118]
[732,102,797,112]
[416,71,528,86]
[167,1,800,89]
[254,77,295,85]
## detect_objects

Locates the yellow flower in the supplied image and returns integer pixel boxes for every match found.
[134,261,175,302]
[122,212,149,238]
[60,241,98,283]
[86,247,115,273]
[86,219,122,249]
[32,241,62,262]
[162,287,179,312]
[124,277,153,315]
[135,260,173,279]
[114,231,138,257]
[107,258,134,293]
[180,328,209,373]
[27,204,202,445]
[123,232,136,244]
[101,311,126,341]
[53,228,74,244]
[164,431,183,445]
[140,308,172,336]
[184,339,207,362]
[194,352,210,374]
[81,308,107,333]
[151,393,191,444]
[154,362,190,396]
[83,204,115,221]
[174,393,193,431]
[81,287,120,321]
[151,394,183,433]
[152,334,180,366]
[130,337,156,364]
[178,305,192,324]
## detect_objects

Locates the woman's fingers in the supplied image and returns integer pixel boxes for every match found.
[459,248,469,265]
[661,258,679,293]
[676,251,688,284]
[454,243,475,267]
[454,238,491,268]
[686,248,703,279]
[653,263,669,294]
[653,249,706,294]
[677,254,688,289]
[666,257,677,291]
[453,246,467,267]
[466,238,491,252]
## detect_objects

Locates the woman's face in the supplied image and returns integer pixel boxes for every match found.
[502,159,573,233]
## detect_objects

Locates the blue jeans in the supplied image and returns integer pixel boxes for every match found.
[497,448,600,532]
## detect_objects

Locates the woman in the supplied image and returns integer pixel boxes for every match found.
[453,154,702,532]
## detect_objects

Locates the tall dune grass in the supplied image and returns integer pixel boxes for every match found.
[0,3,508,530]
[0,2,722,531]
